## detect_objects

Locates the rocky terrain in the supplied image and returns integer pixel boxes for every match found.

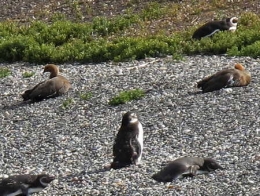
[0,1,260,195]
[0,55,259,195]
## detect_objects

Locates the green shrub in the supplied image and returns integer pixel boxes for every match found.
[0,67,11,78]
[109,89,145,106]
[62,98,74,109]
[0,7,259,63]
[92,15,138,36]
[79,92,93,100]
[22,71,35,78]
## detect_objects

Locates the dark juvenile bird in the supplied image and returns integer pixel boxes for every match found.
[22,64,71,101]
[152,157,223,182]
[110,112,143,169]
[0,174,55,196]
[192,17,238,40]
[197,63,251,93]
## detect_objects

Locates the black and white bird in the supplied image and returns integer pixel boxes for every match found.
[0,174,55,196]
[152,157,223,182]
[110,112,143,169]
[192,17,238,40]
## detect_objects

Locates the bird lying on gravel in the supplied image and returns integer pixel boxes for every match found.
[0,174,55,196]
[22,64,71,101]
[197,63,251,93]
[192,17,238,40]
[110,112,143,169]
[152,157,223,182]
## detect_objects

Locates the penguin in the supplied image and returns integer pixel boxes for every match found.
[22,64,71,102]
[0,174,55,196]
[152,157,223,182]
[192,17,238,40]
[110,112,143,169]
[197,63,251,93]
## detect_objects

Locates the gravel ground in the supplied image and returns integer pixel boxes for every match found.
[0,55,260,195]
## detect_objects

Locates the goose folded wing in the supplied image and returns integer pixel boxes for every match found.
[201,72,234,92]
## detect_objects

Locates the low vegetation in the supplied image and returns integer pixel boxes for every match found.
[0,68,11,78]
[109,89,145,106]
[62,98,74,109]
[0,2,259,63]
[79,92,93,100]
[22,71,35,78]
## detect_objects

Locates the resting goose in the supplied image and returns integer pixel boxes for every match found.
[197,63,251,93]
[22,64,71,101]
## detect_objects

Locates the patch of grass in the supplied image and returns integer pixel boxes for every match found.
[62,98,74,109]
[0,5,259,63]
[79,92,92,100]
[140,2,167,21]
[0,67,11,78]
[109,89,145,106]
[22,71,35,78]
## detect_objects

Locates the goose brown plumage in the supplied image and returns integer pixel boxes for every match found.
[22,64,71,101]
[197,63,251,93]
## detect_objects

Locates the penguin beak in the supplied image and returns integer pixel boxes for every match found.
[49,175,55,181]
[232,17,238,24]
[131,113,137,119]
[45,175,55,182]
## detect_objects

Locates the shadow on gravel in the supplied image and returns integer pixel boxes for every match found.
[64,168,110,183]
[1,101,29,110]
[186,91,203,96]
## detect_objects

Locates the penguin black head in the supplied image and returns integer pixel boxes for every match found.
[37,174,55,187]
[203,158,224,171]
[226,17,238,24]
[226,17,238,31]
[121,112,138,126]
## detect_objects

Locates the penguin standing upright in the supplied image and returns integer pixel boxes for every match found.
[0,174,55,196]
[192,17,238,40]
[152,157,223,182]
[110,112,143,169]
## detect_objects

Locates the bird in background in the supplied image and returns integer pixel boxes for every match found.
[192,17,238,40]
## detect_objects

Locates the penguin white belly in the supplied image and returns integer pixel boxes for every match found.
[136,122,143,163]
[229,26,237,31]
[28,187,44,194]
[6,190,23,196]
[6,183,30,196]
[204,29,220,38]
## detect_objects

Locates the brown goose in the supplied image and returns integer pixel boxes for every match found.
[22,64,71,101]
[197,63,251,93]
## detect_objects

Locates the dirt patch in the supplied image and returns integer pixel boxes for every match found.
[0,1,259,32]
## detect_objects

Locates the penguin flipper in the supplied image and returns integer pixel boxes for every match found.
[152,162,186,182]
[130,138,141,164]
